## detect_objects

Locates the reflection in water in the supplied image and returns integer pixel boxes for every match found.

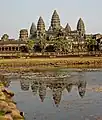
[53,87,62,107]
[78,79,86,98]
[66,84,73,93]
[31,81,39,95]
[39,81,46,102]
[19,71,87,107]
[20,79,30,91]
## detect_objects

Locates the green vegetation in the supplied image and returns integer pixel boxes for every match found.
[27,39,35,50]
[0,111,5,116]
[86,37,96,46]
[1,34,9,41]
[86,37,98,51]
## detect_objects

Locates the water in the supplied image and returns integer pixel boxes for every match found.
[2,69,102,120]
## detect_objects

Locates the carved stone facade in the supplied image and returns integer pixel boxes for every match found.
[30,10,86,41]
[30,10,86,52]
[19,29,28,41]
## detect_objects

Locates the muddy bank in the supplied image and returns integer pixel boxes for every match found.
[0,57,102,72]
[0,78,24,120]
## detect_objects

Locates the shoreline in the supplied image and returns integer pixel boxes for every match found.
[0,81,24,120]
[0,57,102,72]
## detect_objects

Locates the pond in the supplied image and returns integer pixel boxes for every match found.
[2,69,102,120]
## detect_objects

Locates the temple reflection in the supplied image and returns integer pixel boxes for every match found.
[78,79,86,98]
[20,79,30,91]
[39,81,46,102]
[53,87,62,107]
[31,81,39,95]
[19,71,87,106]
[66,83,73,93]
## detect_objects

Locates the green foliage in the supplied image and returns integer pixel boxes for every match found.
[53,37,71,52]
[27,39,35,50]
[1,34,9,41]
[86,38,96,46]
[86,37,97,51]
[0,111,5,116]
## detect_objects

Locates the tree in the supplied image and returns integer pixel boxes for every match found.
[53,36,72,53]
[27,39,35,51]
[1,34,9,41]
[86,38,96,51]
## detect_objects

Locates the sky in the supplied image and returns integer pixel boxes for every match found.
[0,0,102,39]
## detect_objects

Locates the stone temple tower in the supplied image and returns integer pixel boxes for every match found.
[64,23,71,32]
[51,10,61,31]
[19,29,28,41]
[37,16,46,38]
[77,18,85,37]
[30,23,36,35]
[37,16,45,33]
[30,23,37,39]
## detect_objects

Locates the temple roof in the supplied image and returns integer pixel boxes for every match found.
[52,10,59,19]
[64,23,71,32]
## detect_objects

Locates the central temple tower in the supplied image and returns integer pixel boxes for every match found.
[77,18,85,37]
[51,10,61,31]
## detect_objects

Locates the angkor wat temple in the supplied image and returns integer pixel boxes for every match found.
[30,10,87,53]
[0,10,102,55]
[30,10,85,40]
[29,10,102,53]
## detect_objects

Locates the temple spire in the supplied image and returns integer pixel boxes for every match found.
[51,10,61,30]
[30,23,36,35]
[77,18,85,36]
[64,23,71,32]
[37,16,45,32]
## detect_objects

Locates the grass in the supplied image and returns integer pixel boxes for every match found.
[0,57,102,72]
[0,57,102,63]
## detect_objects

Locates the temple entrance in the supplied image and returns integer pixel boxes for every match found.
[33,44,42,52]
[45,45,56,52]
[20,46,29,53]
